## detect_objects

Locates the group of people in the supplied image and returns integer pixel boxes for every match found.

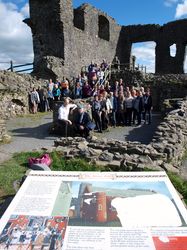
[28,59,153,137]
[28,78,70,114]
[57,83,152,138]
[0,223,64,250]
[28,60,109,114]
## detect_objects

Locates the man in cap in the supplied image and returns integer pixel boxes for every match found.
[74,105,94,138]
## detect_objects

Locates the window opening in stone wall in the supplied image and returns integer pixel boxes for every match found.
[131,42,156,73]
[170,44,176,57]
[74,8,85,31]
[98,15,110,41]
[184,45,187,73]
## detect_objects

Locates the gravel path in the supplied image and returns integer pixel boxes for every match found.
[0,113,58,164]
[0,112,162,164]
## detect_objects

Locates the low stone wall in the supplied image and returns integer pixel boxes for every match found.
[0,119,11,143]
[53,99,187,176]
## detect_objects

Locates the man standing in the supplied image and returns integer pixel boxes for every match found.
[58,97,77,136]
[143,89,153,124]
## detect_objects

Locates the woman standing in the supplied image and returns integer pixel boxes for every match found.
[30,87,40,114]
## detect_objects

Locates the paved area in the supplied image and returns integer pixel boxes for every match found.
[0,112,162,165]
[0,113,58,164]
[97,113,162,144]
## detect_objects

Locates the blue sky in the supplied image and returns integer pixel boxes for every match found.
[74,0,179,25]
[0,0,187,72]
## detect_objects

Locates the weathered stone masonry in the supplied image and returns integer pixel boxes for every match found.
[25,0,187,79]
[0,71,43,142]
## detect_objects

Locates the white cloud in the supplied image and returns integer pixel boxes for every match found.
[20,3,29,17]
[0,1,33,71]
[175,0,187,18]
[132,42,156,73]
[164,0,178,7]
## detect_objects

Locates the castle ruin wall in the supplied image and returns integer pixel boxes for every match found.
[26,0,187,80]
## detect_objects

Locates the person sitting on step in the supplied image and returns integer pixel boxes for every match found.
[74,105,94,138]
[58,97,77,136]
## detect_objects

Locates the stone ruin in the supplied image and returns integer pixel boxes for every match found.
[1,0,187,150]
[24,0,187,80]
[0,71,43,142]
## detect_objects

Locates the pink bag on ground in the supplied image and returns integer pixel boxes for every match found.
[28,154,52,167]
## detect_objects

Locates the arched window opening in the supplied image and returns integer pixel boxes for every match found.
[73,8,85,31]
[184,45,187,73]
[170,44,177,57]
[98,15,110,41]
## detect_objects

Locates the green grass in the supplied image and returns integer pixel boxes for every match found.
[0,151,103,203]
[167,171,187,204]
[0,152,41,201]
[0,151,187,206]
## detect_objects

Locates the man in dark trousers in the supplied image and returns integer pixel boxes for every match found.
[143,88,153,124]
[74,105,93,138]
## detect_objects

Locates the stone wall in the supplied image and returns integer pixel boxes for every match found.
[53,99,187,177]
[144,74,187,111]
[0,71,44,119]
[0,70,44,141]
[26,0,121,80]
[26,0,187,80]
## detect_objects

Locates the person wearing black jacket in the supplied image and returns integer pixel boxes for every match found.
[133,90,144,125]
[74,106,93,137]
[143,89,153,124]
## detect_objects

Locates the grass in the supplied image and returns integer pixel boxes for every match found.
[0,151,187,206]
[0,152,41,202]
[167,171,187,205]
[0,151,103,203]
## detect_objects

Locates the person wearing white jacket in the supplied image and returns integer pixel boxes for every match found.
[58,97,77,136]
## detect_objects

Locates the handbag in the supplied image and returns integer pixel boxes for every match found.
[28,154,52,167]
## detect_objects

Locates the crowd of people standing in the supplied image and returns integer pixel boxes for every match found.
[28,59,153,137]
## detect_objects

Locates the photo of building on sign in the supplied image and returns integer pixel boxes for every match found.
[68,181,187,227]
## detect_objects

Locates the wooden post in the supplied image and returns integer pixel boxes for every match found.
[132,56,136,72]
[10,61,13,72]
